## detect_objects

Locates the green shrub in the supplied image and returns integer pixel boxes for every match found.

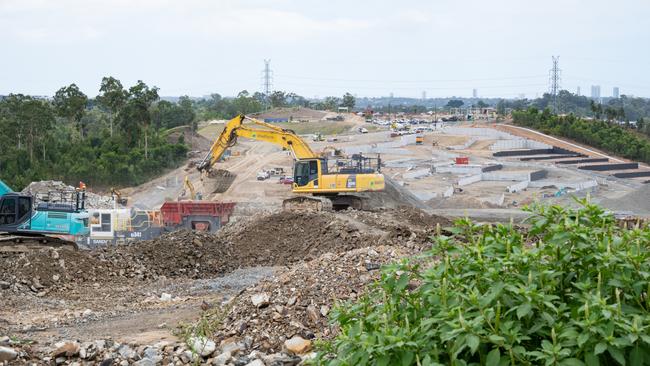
[314,201,650,365]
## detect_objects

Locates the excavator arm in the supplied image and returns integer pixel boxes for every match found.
[197,114,318,173]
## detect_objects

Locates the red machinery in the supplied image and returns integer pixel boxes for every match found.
[160,201,236,232]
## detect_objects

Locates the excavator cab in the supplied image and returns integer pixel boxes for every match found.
[0,194,32,229]
[294,159,323,187]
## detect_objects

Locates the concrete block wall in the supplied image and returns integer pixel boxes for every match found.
[490,139,551,151]
[435,165,484,174]
[403,169,430,180]
[458,174,483,186]
[442,127,513,139]
[507,180,530,193]
[528,180,598,191]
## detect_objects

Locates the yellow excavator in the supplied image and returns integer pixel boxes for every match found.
[197,114,385,210]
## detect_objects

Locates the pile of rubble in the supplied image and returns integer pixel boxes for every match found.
[1,209,441,296]
[0,335,311,366]
[209,245,413,353]
[21,180,114,209]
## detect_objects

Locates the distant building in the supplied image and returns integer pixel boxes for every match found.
[613,87,620,98]
[576,86,581,96]
[472,89,478,98]
[591,85,601,99]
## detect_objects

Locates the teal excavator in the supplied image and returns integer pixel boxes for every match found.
[0,180,89,251]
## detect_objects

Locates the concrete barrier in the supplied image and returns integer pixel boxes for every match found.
[578,163,639,171]
[528,179,598,191]
[556,157,609,165]
[458,174,483,186]
[507,180,530,193]
[435,165,484,174]
[612,171,650,178]
[403,169,430,180]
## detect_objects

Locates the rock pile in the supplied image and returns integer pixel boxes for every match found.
[210,245,413,353]
[1,209,437,296]
[1,336,311,366]
[21,180,114,209]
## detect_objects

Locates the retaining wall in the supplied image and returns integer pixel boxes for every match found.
[493,146,576,157]
[435,165,483,174]
[556,158,609,165]
[519,154,583,161]
[612,171,650,178]
[403,169,431,180]
[528,180,598,191]
[507,180,530,193]
[490,139,551,151]
[481,164,504,172]
[442,127,513,139]
[578,163,639,171]
[458,174,483,186]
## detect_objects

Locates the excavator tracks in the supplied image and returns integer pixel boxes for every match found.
[0,234,78,253]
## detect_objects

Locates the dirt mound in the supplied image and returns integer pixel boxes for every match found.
[0,248,126,295]
[225,211,376,263]
[211,245,412,353]
[599,184,650,216]
[1,209,435,295]
[253,107,327,121]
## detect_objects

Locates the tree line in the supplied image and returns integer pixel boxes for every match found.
[194,91,356,120]
[0,77,190,190]
[512,108,650,165]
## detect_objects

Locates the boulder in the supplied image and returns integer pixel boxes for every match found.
[251,292,270,308]
[0,346,18,362]
[284,337,312,355]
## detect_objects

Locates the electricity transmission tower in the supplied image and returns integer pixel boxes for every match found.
[261,59,273,96]
[548,56,561,113]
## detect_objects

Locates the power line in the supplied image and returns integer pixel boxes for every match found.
[274,74,548,84]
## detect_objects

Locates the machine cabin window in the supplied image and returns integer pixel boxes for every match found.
[18,197,31,220]
[0,197,16,224]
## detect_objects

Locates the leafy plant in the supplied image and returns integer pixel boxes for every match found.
[314,200,650,365]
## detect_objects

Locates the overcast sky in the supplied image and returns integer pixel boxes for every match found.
[1,0,649,99]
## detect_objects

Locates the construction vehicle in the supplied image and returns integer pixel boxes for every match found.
[182,176,202,200]
[197,114,385,210]
[415,134,424,145]
[160,201,236,232]
[0,180,89,251]
[110,187,128,207]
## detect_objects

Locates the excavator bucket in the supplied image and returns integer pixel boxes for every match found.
[205,169,237,193]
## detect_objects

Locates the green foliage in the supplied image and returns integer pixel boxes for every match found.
[512,109,650,165]
[447,99,464,108]
[314,201,650,365]
[53,83,88,138]
[342,93,356,110]
[0,77,189,190]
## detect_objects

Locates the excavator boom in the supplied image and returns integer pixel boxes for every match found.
[198,115,318,173]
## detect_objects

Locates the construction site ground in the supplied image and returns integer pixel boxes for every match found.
[2,113,649,363]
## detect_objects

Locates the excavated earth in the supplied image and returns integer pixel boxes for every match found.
[0,208,451,364]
